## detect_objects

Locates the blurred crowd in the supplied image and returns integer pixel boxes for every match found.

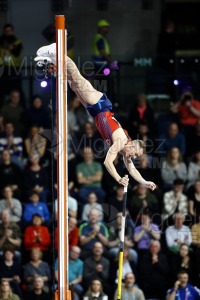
[0,85,199,300]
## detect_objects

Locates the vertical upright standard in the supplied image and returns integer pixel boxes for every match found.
[55,15,71,300]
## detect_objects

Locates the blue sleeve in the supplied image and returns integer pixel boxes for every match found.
[23,205,32,223]
[43,203,50,221]
[97,38,105,50]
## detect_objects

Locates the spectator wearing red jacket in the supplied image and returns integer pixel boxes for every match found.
[24,213,51,260]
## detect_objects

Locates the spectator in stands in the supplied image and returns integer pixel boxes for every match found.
[162,179,188,227]
[0,210,21,254]
[166,213,192,254]
[78,122,104,160]
[24,125,47,161]
[24,276,51,300]
[0,150,22,198]
[129,184,159,221]
[110,246,137,287]
[161,147,187,191]
[76,147,105,204]
[0,90,24,135]
[114,272,145,300]
[0,23,23,102]
[23,247,51,292]
[24,213,51,258]
[79,209,109,258]
[81,192,103,222]
[134,211,160,253]
[24,156,49,203]
[0,122,23,168]
[55,217,79,251]
[68,95,81,132]
[138,240,169,299]
[170,243,193,285]
[128,93,155,135]
[166,270,200,300]
[55,246,83,299]
[158,122,186,158]
[0,278,20,300]
[0,186,22,223]
[189,179,200,219]
[83,242,110,291]
[107,212,137,264]
[83,279,108,300]
[133,121,155,158]
[187,151,200,191]
[108,185,125,216]
[191,214,200,285]
[186,120,200,157]
[24,95,50,130]
[23,192,50,225]
[55,193,78,219]
[171,87,200,138]
[0,248,22,297]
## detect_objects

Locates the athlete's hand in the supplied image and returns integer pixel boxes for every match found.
[144,181,156,191]
[119,176,129,187]
[34,56,53,67]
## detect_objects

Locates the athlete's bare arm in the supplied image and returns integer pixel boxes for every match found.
[123,156,156,191]
[104,135,129,187]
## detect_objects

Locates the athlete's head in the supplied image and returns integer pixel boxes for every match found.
[124,139,145,158]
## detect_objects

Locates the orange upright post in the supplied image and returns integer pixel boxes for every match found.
[54,15,71,300]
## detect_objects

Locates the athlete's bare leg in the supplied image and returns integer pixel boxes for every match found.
[35,43,103,107]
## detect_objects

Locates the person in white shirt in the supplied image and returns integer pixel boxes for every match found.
[162,179,188,225]
[165,213,192,254]
[81,192,103,222]
[0,186,22,223]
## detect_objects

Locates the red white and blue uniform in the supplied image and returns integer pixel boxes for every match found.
[86,94,130,145]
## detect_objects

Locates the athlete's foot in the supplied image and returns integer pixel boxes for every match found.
[36,43,56,65]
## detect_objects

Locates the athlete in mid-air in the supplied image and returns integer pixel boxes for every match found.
[35,43,156,190]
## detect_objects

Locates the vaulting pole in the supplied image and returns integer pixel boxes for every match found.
[55,15,71,300]
[117,175,128,300]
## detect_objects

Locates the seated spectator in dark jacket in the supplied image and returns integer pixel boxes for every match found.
[24,276,51,300]
[170,243,193,285]
[187,151,200,191]
[24,156,49,203]
[0,90,24,135]
[23,248,51,292]
[23,192,50,225]
[0,210,21,254]
[129,184,159,221]
[0,278,20,300]
[128,93,155,136]
[138,240,169,299]
[189,179,200,219]
[83,242,110,292]
[24,214,51,256]
[0,248,22,297]
[0,186,22,223]
[79,209,109,258]
[158,122,186,157]
[186,120,200,157]
[24,125,47,160]
[24,95,50,130]
[0,122,23,169]
[0,150,22,198]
